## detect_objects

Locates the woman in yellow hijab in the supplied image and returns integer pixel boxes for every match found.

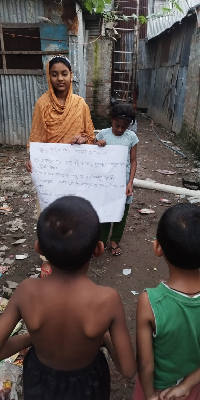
[26,55,95,276]
[26,55,95,171]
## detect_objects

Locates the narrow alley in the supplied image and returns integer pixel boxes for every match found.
[0,114,199,399]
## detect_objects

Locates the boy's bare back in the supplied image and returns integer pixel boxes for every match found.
[0,271,127,371]
[0,195,135,396]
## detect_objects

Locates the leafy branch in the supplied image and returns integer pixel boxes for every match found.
[83,0,183,22]
[84,0,112,13]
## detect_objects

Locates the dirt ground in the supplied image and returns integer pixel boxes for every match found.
[0,114,199,399]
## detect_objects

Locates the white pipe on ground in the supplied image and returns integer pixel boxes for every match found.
[133,179,200,198]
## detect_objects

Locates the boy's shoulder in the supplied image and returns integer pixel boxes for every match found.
[138,283,165,307]
[137,290,156,323]
[95,284,121,301]
[93,284,123,311]
[140,283,165,301]
[15,277,41,299]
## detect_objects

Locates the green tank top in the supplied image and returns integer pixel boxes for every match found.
[146,282,200,390]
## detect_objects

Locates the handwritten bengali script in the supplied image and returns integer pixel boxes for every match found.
[30,143,128,222]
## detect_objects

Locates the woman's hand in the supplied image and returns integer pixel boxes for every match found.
[70,135,86,145]
[96,140,106,147]
[26,160,32,173]
[126,182,133,196]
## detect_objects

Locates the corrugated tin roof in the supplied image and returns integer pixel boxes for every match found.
[147,0,200,39]
[0,0,45,23]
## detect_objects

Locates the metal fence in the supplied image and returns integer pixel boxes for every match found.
[137,14,196,133]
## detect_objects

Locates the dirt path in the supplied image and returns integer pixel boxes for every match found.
[0,115,199,399]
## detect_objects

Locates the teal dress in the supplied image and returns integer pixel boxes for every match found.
[96,128,139,246]
[96,128,139,204]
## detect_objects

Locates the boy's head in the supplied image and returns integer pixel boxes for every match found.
[110,104,135,136]
[37,196,101,272]
[156,203,200,269]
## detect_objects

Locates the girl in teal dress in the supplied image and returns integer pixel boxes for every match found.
[96,104,139,256]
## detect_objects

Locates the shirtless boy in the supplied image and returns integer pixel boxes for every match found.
[0,196,136,399]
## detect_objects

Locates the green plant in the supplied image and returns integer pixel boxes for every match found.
[84,0,112,13]
[83,0,183,19]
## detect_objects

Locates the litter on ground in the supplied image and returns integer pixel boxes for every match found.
[123,269,131,275]
[3,258,14,265]
[159,199,172,204]
[156,169,176,175]
[0,246,8,252]
[0,266,8,277]
[12,239,26,245]
[138,209,156,214]
[15,254,29,260]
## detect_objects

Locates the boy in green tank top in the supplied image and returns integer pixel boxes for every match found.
[134,203,200,400]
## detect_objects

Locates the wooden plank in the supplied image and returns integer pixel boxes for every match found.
[114,81,130,84]
[115,28,135,31]
[0,50,69,55]
[0,24,7,73]
[114,51,133,53]
[0,69,43,75]
[2,23,40,28]
[114,61,132,64]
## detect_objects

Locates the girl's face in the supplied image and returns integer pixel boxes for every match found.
[111,118,130,136]
[50,62,72,93]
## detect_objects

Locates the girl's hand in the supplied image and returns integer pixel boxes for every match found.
[126,182,133,196]
[71,135,86,145]
[26,160,32,173]
[159,384,190,400]
[96,140,106,147]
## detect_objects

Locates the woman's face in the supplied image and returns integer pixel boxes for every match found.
[50,62,72,93]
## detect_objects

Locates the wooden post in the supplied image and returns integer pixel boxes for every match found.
[132,0,139,109]
[0,24,7,74]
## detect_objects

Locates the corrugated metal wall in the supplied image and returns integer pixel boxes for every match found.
[137,14,197,133]
[0,0,45,23]
[0,0,46,145]
[147,0,198,40]
[0,74,46,145]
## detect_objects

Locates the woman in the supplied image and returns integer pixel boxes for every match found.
[26,55,95,276]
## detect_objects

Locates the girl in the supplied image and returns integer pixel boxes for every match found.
[96,104,138,256]
[26,55,95,276]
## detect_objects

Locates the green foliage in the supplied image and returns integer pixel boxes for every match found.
[131,13,138,20]
[122,14,129,21]
[138,15,147,24]
[84,0,112,13]
[172,1,183,12]
[84,0,183,18]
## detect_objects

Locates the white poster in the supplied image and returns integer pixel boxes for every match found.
[30,143,128,223]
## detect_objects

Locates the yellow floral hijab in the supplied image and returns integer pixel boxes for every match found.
[28,58,95,145]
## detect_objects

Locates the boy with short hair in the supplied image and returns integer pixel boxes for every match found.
[134,203,200,400]
[0,196,136,400]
